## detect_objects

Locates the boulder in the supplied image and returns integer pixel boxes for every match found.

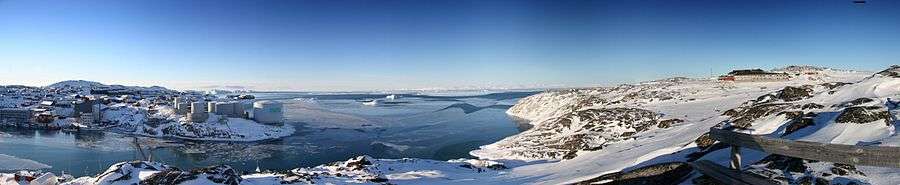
[835,106,892,125]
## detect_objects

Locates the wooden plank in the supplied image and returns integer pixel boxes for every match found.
[689,160,779,185]
[709,128,900,168]
[730,146,741,170]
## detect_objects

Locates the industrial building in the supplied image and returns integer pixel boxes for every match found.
[0,108,33,125]
[718,69,790,82]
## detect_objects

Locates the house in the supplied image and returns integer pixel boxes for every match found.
[719,69,790,82]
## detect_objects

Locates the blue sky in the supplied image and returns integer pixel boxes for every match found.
[0,0,898,91]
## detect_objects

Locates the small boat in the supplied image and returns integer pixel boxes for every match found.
[71,122,104,131]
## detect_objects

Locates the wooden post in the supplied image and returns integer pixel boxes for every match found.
[730,146,741,170]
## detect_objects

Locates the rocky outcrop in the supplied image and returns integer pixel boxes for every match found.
[775,86,814,102]
[835,106,892,125]
[722,86,823,129]
[92,161,170,185]
[724,103,793,129]
[876,65,900,77]
[575,162,693,185]
[746,155,869,185]
[142,165,242,185]
[783,112,817,136]
[834,98,875,108]
[475,107,662,160]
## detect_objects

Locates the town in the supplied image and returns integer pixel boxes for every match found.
[0,81,288,141]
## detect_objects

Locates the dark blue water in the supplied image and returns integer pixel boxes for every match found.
[0,91,536,176]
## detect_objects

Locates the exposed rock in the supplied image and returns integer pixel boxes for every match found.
[658,119,684,129]
[93,161,170,185]
[834,98,875,108]
[726,103,793,129]
[876,65,900,77]
[575,162,693,185]
[476,107,661,160]
[835,106,892,125]
[798,103,825,110]
[821,82,852,90]
[693,133,716,149]
[747,155,869,185]
[775,86,814,102]
[141,165,241,185]
[783,112,817,136]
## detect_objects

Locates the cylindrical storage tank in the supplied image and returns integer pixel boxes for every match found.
[216,102,235,116]
[191,102,207,114]
[173,97,182,110]
[207,102,217,113]
[252,101,283,124]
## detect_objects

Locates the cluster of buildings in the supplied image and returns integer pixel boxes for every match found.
[718,69,791,82]
[0,83,178,129]
[2,81,285,130]
[172,97,284,125]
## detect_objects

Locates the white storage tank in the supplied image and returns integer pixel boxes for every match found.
[252,100,283,124]
[214,102,234,116]
[191,102,207,114]
[207,102,217,113]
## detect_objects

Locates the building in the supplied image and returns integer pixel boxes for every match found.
[252,101,284,125]
[207,102,217,113]
[719,69,790,82]
[0,108,33,125]
[74,99,98,114]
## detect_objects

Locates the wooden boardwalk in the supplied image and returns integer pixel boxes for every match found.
[696,128,900,184]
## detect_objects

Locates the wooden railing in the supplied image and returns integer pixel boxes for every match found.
[691,128,900,185]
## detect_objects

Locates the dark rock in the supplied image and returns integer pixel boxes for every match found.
[694,133,716,149]
[727,103,793,129]
[821,82,852,90]
[799,103,825,110]
[658,119,684,129]
[486,164,508,170]
[876,65,900,77]
[835,106,892,125]
[759,154,809,173]
[797,176,830,185]
[748,155,867,185]
[775,86,814,102]
[575,162,693,185]
[141,165,241,185]
[345,156,373,171]
[783,112,816,136]
[691,175,724,185]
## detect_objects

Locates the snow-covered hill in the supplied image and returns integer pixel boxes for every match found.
[46,80,175,95]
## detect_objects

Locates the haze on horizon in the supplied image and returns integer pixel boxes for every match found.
[1,0,898,91]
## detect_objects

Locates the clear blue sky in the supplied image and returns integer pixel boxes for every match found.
[0,0,898,91]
